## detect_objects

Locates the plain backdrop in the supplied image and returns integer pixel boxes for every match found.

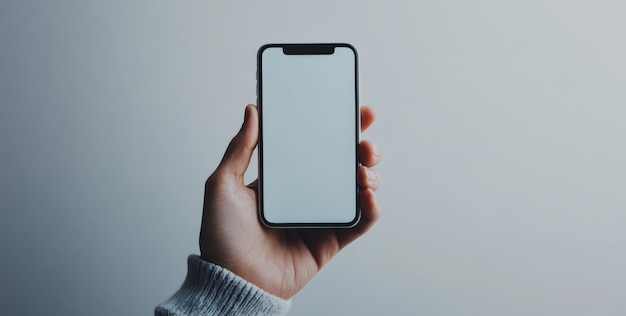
[1,1,625,315]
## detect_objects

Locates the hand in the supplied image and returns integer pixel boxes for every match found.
[200,104,382,299]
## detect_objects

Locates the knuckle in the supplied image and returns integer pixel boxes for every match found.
[205,172,224,191]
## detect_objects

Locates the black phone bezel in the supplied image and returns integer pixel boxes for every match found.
[256,43,361,228]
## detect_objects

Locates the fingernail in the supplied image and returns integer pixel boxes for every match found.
[243,106,249,123]
[373,144,381,158]
[366,168,377,182]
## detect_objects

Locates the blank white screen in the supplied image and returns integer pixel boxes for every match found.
[261,46,357,224]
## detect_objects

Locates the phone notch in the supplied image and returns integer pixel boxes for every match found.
[282,44,335,55]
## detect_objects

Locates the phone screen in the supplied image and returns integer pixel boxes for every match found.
[258,44,359,227]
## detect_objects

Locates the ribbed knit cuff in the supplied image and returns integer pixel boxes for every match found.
[155,255,291,316]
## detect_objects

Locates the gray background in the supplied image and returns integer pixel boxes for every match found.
[1,0,624,315]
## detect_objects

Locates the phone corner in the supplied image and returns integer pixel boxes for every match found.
[341,43,359,57]
[258,210,279,229]
[343,211,362,228]
[257,44,274,59]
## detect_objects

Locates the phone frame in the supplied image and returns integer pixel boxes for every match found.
[256,43,361,228]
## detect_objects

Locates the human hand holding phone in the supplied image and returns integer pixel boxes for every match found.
[199,104,382,300]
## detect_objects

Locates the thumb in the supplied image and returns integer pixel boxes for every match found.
[216,104,259,178]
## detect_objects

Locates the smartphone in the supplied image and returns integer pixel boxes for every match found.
[257,43,360,228]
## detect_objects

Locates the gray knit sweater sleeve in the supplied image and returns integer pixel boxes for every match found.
[155,255,291,315]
